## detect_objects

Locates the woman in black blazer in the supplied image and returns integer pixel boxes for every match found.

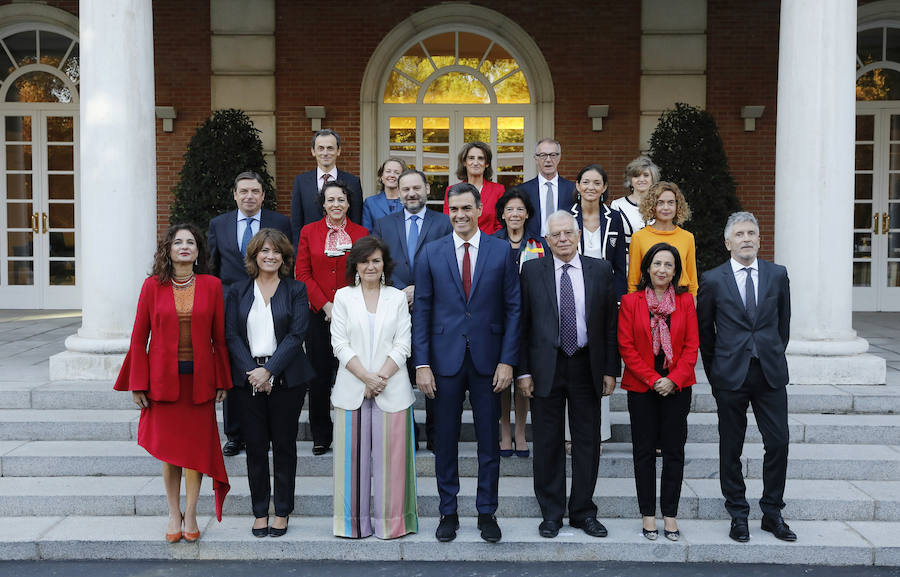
[225,228,314,538]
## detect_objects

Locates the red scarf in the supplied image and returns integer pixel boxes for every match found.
[645,285,676,369]
[324,218,353,256]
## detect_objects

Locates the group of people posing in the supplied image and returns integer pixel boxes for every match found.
[113,130,796,548]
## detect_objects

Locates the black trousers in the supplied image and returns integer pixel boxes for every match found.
[713,358,789,519]
[222,393,242,443]
[406,358,435,444]
[627,387,692,517]
[530,349,600,524]
[305,310,337,447]
[233,383,306,518]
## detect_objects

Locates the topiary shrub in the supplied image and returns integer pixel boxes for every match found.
[169,109,276,233]
[649,103,742,272]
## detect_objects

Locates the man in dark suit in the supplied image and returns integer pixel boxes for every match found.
[698,211,795,543]
[413,182,520,543]
[208,171,292,456]
[518,138,576,239]
[290,129,363,246]
[372,169,452,451]
[517,210,619,539]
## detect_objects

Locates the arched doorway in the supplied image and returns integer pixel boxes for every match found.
[360,4,553,207]
[0,15,79,309]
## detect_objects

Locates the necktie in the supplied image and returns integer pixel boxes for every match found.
[240,217,254,256]
[407,215,420,271]
[559,264,578,356]
[320,173,331,190]
[462,242,472,300]
[544,181,554,232]
[743,267,757,318]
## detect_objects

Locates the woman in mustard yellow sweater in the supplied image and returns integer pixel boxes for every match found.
[626,182,698,297]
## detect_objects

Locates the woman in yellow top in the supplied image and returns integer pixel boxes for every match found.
[626,182,698,297]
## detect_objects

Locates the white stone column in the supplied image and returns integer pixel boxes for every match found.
[49,0,157,380]
[774,0,885,384]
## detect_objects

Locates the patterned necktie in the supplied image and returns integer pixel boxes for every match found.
[544,181,554,233]
[240,217,253,256]
[559,263,578,356]
[407,214,420,271]
[743,267,757,319]
[320,173,331,190]
[462,242,472,300]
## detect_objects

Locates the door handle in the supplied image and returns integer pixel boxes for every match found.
[885,212,891,235]
[42,212,48,234]
[31,213,39,234]
[874,212,880,234]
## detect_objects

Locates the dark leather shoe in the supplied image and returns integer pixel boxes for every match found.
[477,513,502,543]
[730,517,750,542]
[312,444,330,456]
[269,516,289,537]
[222,440,243,457]
[761,515,797,542]
[570,517,608,538]
[435,514,459,542]
[538,519,562,538]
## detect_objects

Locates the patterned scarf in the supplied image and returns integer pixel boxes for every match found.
[324,218,353,256]
[645,284,676,368]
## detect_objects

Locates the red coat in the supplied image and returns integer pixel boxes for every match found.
[295,217,369,312]
[443,180,505,234]
[618,289,699,392]
[114,274,233,403]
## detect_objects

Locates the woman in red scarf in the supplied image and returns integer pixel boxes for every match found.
[296,181,368,455]
[618,242,698,543]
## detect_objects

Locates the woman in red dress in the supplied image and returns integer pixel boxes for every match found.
[442,141,505,234]
[114,223,232,543]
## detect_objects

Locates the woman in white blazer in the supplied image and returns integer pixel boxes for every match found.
[330,236,418,540]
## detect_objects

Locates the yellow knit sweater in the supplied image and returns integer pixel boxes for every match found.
[626,225,699,296]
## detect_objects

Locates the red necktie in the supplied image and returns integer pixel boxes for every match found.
[320,173,331,190]
[462,242,472,300]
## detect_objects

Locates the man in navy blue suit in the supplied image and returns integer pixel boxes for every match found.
[518,138,576,239]
[413,183,521,543]
[372,169,452,451]
[208,171,292,456]
[290,129,363,247]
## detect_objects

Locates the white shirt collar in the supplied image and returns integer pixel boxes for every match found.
[553,253,581,270]
[453,229,481,250]
[730,258,758,273]
[405,208,425,220]
[237,209,261,222]
[316,166,338,182]
[538,173,559,189]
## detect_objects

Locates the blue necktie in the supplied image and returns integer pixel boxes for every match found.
[407,214,419,270]
[559,264,578,356]
[240,217,254,256]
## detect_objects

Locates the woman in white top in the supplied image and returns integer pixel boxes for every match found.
[330,236,418,539]
[610,156,661,268]
[225,228,315,538]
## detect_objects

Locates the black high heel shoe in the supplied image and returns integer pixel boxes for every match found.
[251,517,269,538]
[269,516,289,537]
[642,528,658,541]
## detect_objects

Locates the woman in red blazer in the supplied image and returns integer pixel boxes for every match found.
[442,141,504,234]
[114,223,232,543]
[295,180,368,455]
[618,242,698,543]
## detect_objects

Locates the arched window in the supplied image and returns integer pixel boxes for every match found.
[0,27,79,103]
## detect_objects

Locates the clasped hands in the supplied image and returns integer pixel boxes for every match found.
[363,371,389,398]
[653,376,676,396]
[247,367,273,396]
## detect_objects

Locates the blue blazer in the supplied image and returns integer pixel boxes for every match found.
[519,176,577,238]
[362,192,403,231]
[412,233,521,377]
[697,259,791,391]
[372,209,452,289]
[570,202,628,299]
[290,168,363,247]
[208,209,292,290]
[224,277,315,389]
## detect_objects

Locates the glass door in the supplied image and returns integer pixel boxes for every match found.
[1,109,78,308]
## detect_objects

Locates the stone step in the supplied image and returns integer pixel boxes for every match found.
[4,381,900,415]
[2,515,896,565]
[1,440,898,481]
[2,407,899,446]
[1,475,897,522]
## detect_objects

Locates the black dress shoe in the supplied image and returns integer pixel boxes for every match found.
[538,519,562,538]
[730,517,750,542]
[570,517,608,538]
[435,513,459,542]
[477,513,502,543]
[269,516,289,537]
[761,515,797,542]
[222,440,243,457]
[251,520,268,538]
[312,444,330,456]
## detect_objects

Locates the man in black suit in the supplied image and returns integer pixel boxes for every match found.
[698,211,795,543]
[517,210,619,539]
[290,129,363,246]
[372,169,452,451]
[208,171,293,456]
[518,138,576,239]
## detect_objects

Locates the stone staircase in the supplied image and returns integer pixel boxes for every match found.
[1,369,900,565]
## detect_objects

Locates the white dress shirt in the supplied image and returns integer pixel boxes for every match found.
[452,229,481,280]
[236,209,261,251]
[246,281,277,357]
[316,166,339,190]
[404,207,427,237]
[731,257,759,306]
[553,254,588,348]
[538,173,560,236]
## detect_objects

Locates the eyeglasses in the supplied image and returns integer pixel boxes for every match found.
[547,230,577,240]
[535,153,560,160]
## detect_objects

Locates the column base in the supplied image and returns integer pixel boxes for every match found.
[48,334,129,381]
[786,337,887,385]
